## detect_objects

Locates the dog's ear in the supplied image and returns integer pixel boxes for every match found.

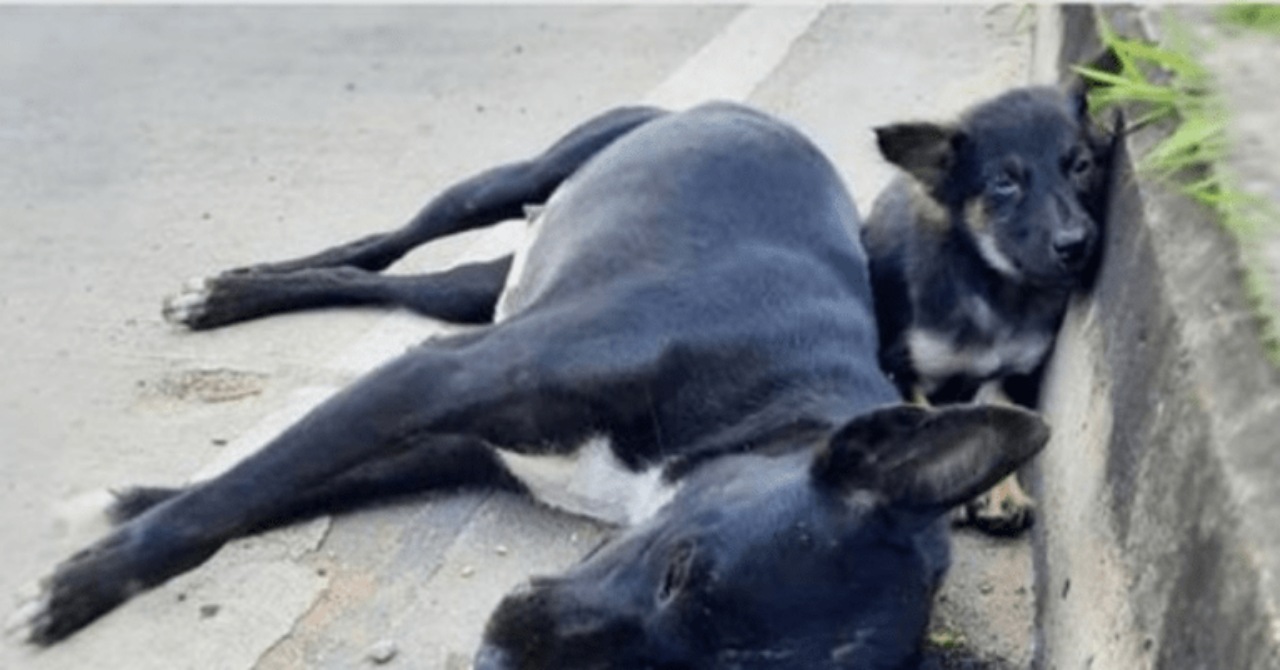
[812,404,1048,519]
[874,123,965,190]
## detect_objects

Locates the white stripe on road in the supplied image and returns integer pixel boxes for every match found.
[644,5,826,108]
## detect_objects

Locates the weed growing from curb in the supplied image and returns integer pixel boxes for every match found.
[1074,11,1280,364]
[1218,3,1280,35]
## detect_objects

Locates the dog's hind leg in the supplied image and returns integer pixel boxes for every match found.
[219,106,666,276]
[167,106,665,330]
[165,255,512,329]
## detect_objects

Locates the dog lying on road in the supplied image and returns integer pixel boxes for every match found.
[864,86,1117,535]
[13,102,1048,668]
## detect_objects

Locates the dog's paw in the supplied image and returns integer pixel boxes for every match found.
[4,581,49,643]
[162,276,214,328]
[7,533,143,646]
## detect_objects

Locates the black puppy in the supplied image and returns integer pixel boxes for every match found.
[13,103,1048,668]
[863,86,1115,534]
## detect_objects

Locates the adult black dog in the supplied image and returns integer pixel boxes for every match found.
[14,102,1047,668]
[864,86,1117,534]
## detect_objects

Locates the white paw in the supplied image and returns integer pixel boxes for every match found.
[162,276,212,326]
[4,583,49,642]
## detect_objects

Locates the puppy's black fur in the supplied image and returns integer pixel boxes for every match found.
[863,86,1118,532]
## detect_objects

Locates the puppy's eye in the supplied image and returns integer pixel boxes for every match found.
[1064,147,1093,179]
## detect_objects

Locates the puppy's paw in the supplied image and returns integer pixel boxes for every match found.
[961,483,1036,537]
[162,276,214,328]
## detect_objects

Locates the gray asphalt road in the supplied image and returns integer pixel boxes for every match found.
[1,7,1037,669]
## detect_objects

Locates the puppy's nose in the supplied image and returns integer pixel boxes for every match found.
[1052,229,1089,267]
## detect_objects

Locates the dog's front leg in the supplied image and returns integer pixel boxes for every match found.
[107,434,524,531]
[17,324,575,645]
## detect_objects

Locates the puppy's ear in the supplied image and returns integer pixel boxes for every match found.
[812,404,1049,518]
[874,123,965,190]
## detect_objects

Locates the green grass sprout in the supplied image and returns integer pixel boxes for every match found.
[1071,10,1280,364]
[1218,4,1280,35]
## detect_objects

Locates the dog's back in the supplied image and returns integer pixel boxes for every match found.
[504,103,874,326]
[497,103,897,464]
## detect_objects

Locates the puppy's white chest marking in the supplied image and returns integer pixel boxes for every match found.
[908,328,1050,388]
[971,228,1022,280]
[496,437,677,526]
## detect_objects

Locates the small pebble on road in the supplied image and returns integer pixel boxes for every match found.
[367,639,398,665]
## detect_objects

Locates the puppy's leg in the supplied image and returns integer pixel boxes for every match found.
[901,384,1018,532]
[962,473,1036,536]
[19,318,604,645]
[220,106,666,276]
[165,255,512,330]
[955,382,1037,536]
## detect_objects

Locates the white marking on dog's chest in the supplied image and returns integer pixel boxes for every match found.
[496,437,678,526]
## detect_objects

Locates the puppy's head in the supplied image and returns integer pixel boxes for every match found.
[876,86,1115,288]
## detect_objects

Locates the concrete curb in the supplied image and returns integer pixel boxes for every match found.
[1033,5,1280,669]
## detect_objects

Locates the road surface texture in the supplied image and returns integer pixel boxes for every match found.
[1,6,1040,668]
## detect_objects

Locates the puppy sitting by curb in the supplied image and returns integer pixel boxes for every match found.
[863,86,1118,535]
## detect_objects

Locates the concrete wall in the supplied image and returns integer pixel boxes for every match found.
[1032,6,1280,669]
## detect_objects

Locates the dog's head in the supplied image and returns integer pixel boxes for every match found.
[876,86,1115,288]
[476,404,1048,669]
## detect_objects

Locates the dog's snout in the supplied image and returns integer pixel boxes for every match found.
[1052,228,1089,267]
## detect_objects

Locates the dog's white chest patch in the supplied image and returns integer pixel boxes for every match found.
[496,437,677,526]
